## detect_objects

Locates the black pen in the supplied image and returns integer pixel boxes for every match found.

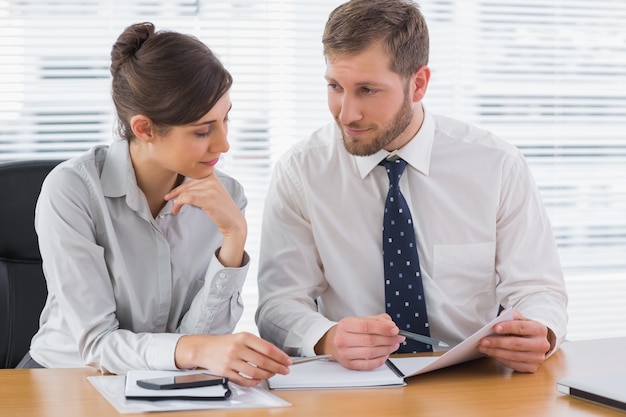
[398,330,450,348]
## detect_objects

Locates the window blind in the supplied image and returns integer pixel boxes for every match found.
[420,0,626,340]
[1,0,624,341]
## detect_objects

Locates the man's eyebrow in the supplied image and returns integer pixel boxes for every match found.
[354,81,384,87]
[324,76,383,87]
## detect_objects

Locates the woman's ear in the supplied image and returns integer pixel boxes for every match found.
[130,115,155,143]
[411,65,431,103]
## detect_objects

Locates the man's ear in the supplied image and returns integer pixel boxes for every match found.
[130,115,155,143]
[410,65,431,103]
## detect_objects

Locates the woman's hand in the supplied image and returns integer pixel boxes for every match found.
[164,174,247,267]
[174,333,292,387]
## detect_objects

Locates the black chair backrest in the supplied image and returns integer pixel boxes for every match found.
[0,159,63,368]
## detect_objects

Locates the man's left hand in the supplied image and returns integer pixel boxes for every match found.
[477,309,552,373]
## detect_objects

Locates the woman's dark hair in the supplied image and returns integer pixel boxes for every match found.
[110,22,232,140]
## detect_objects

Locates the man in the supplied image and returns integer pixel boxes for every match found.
[256,0,567,373]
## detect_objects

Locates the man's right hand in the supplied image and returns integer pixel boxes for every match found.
[314,313,404,370]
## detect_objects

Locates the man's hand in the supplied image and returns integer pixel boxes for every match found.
[477,309,552,373]
[315,313,404,370]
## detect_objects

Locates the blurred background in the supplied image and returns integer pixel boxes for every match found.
[1,0,624,341]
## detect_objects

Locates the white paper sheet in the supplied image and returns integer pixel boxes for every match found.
[88,370,291,414]
[389,309,514,378]
[268,359,405,390]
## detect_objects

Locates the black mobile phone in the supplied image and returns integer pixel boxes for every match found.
[136,373,228,390]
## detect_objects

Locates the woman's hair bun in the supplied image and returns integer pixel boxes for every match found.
[110,22,155,76]
[109,22,232,141]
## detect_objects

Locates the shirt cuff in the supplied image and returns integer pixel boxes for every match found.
[545,327,559,357]
[147,333,184,370]
[204,249,249,291]
[300,319,336,357]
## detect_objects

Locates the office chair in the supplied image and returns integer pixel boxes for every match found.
[0,159,63,368]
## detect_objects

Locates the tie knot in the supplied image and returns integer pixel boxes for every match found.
[380,157,407,188]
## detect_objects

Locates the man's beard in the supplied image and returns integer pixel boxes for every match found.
[339,90,413,157]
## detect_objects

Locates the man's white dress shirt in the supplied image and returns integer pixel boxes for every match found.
[256,109,568,357]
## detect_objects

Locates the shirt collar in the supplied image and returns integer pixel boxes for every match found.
[101,139,135,198]
[101,140,152,215]
[355,107,435,179]
[101,139,189,217]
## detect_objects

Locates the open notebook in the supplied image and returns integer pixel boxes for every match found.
[268,309,513,390]
[557,374,626,412]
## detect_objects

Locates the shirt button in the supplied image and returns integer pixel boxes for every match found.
[206,310,214,316]
[216,284,224,290]
[219,272,226,279]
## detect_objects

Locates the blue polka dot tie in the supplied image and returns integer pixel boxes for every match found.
[381,157,432,353]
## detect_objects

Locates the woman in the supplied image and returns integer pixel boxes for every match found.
[19,22,291,387]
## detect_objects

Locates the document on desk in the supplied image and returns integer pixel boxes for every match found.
[88,370,290,413]
[268,309,513,390]
[390,308,513,378]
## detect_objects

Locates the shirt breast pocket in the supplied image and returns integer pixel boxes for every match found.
[433,242,496,300]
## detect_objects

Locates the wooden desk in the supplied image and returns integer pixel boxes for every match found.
[1,337,624,417]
